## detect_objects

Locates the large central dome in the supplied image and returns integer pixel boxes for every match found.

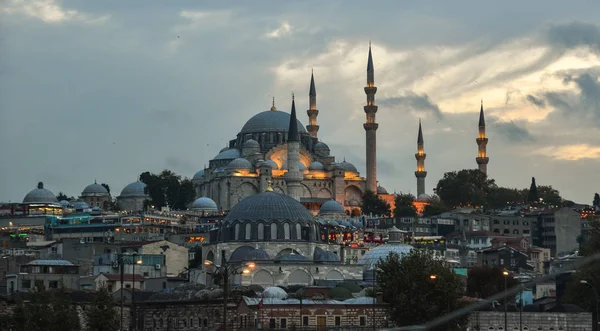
[240,110,307,135]
[225,191,313,222]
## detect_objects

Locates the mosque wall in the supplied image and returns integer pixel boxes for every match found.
[238,263,363,287]
[203,242,341,264]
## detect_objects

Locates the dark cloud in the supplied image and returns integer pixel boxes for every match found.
[380,91,443,119]
[526,94,546,108]
[488,119,535,143]
[546,21,600,54]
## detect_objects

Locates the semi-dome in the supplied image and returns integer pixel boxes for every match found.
[263,160,279,170]
[190,197,218,211]
[227,158,254,170]
[313,142,330,157]
[214,148,241,160]
[229,246,270,262]
[240,110,307,135]
[377,186,388,194]
[23,182,58,204]
[119,181,147,198]
[313,247,340,262]
[242,139,260,149]
[282,160,307,171]
[193,169,205,180]
[319,200,345,215]
[417,194,431,202]
[262,286,288,299]
[82,182,109,196]
[224,191,313,222]
[277,253,309,261]
[337,161,358,173]
[308,161,325,171]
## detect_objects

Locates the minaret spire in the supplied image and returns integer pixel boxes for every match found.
[364,42,378,193]
[415,119,427,197]
[476,100,489,174]
[270,97,277,111]
[306,70,319,138]
[285,95,302,201]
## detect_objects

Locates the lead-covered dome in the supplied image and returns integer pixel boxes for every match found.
[308,161,325,171]
[263,160,279,170]
[240,111,307,135]
[377,186,388,194]
[193,169,205,180]
[190,197,218,211]
[313,142,330,157]
[225,191,313,222]
[417,194,431,202]
[23,182,58,204]
[227,158,254,170]
[262,286,288,299]
[82,182,109,196]
[319,200,345,215]
[337,161,358,173]
[229,246,270,262]
[119,181,147,198]
[214,148,241,160]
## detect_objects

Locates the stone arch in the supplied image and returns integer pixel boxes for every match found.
[252,270,275,286]
[266,144,313,169]
[238,182,258,201]
[300,184,312,198]
[273,186,285,194]
[344,185,362,205]
[325,269,344,280]
[317,188,333,199]
[206,250,215,262]
[287,269,312,285]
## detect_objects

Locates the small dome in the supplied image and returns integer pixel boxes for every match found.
[73,201,89,210]
[220,146,230,153]
[225,191,313,222]
[308,161,325,171]
[358,243,414,270]
[119,181,147,198]
[190,197,218,211]
[214,148,241,160]
[277,253,308,261]
[229,246,270,262]
[242,139,260,149]
[313,247,339,262]
[377,186,388,194]
[91,206,101,211]
[23,182,58,204]
[282,160,307,171]
[59,200,70,207]
[319,200,345,215]
[263,160,279,170]
[82,182,109,196]
[314,142,330,157]
[193,169,205,180]
[337,161,358,173]
[262,286,288,299]
[417,194,431,202]
[227,158,254,170]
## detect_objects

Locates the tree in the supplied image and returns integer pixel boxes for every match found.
[140,170,196,210]
[527,177,539,204]
[394,193,417,217]
[56,192,69,201]
[6,290,80,331]
[536,185,562,206]
[466,266,518,301]
[434,169,496,207]
[377,250,465,331]
[487,187,526,209]
[593,193,600,208]
[101,183,111,195]
[85,288,119,331]
[422,195,451,216]
[361,190,391,217]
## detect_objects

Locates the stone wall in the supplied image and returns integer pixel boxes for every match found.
[467,311,593,331]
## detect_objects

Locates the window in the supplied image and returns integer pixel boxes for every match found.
[125,284,131,289]
[49,281,59,289]
[280,318,287,328]
[269,318,276,328]
[258,223,264,240]
[245,223,251,240]
[360,316,366,326]
[284,223,290,239]
[296,223,302,240]
[271,223,277,240]
[303,316,309,326]
[21,280,31,289]
[335,316,341,326]
[235,224,240,240]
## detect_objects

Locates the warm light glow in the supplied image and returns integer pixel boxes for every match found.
[502,270,509,276]
[242,269,250,274]
[203,260,214,267]
[246,262,256,269]
[136,259,142,264]
[430,275,437,280]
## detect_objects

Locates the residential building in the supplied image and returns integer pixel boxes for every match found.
[6,259,79,293]
[92,273,145,292]
[526,207,581,256]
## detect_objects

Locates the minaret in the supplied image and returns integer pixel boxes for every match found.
[363,43,378,193]
[284,94,303,201]
[415,119,427,196]
[306,70,319,139]
[476,100,489,174]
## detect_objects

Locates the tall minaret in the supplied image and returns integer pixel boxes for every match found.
[306,70,319,139]
[284,94,303,201]
[415,119,427,196]
[476,100,489,174]
[364,43,378,193]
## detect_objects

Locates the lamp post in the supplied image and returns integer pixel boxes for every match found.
[204,260,255,331]
[580,280,599,331]
[502,270,510,331]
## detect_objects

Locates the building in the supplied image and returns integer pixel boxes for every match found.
[117,181,149,211]
[92,273,145,292]
[80,181,111,209]
[526,207,581,256]
[6,259,79,293]
[490,215,532,237]
[477,245,531,272]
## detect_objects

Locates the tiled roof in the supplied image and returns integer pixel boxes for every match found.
[26,260,74,266]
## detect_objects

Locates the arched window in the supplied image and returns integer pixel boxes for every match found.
[488,327,495,331]
[284,223,290,239]
[258,223,264,240]
[522,327,528,331]
[271,223,277,240]
[235,224,240,240]
[245,223,252,240]
[296,223,302,240]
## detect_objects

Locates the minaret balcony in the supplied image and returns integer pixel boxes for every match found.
[364,86,378,94]
[476,157,489,164]
[307,109,319,117]
[363,123,379,131]
[476,137,488,144]
[415,171,427,178]
[415,153,426,160]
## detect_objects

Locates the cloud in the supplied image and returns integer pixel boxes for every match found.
[489,119,536,143]
[264,21,293,39]
[175,10,234,32]
[380,91,444,119]
[526,94,546,108]
[537,144,600,160]
[546,21,600,54]
[2,0,109,24]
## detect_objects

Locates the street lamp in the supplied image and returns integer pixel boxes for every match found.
[204,260,255,331]
[580,280,599,330]
[502,270,510,331]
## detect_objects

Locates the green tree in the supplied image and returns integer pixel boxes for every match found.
[536,185,562,206]
[361,190,391,217]
[466,266,518,301]
[85,288,120,331]
[7,290,80,331]
[101,183,111,195]
[422,195,451,216]
[56,192,69,201]
[527,177,539,204]
[593,193,599,208]
[377,250,465,331]
[487,187,526,209]
[394,193,417,217]
[434,169,496,207]
[140,170,196,210]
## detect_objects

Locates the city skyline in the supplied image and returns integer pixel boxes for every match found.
[1,1,600,204]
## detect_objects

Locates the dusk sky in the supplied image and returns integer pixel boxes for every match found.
[1,0,600,204]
